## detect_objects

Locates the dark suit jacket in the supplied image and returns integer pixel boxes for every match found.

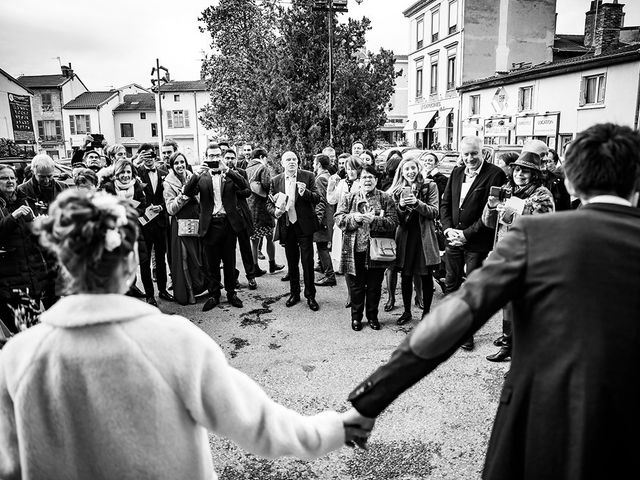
[231,166,254,233]
[184,168,251,235]
[138,167,169,229]
[313,171,334,243]
[349,202,640,479]
[266,169,320,241]
[441,162,507,252]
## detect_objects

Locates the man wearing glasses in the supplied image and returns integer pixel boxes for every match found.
[184,143,251,311]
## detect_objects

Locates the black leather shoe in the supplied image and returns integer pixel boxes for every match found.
[285,294,300,307]
[368,318,381,330]
[128,285,146,298]
[145,296,158,307]
[396,311,412,325]
[493,334,508,347]
[202,297,220,312]
[461,337,475,351]
[227,294,243,308]
[315,276,336,286]
[384,298,395,312]
[158,290,174,302]
[487,346,511,362]
[254,264,267,277]
[307,297,319,311]
[351,319,363,331]
[281,273,290,282]
[435,277,446,293]
[247,278,257,290]
[269,262,285,274]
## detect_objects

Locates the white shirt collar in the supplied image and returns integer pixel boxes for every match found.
[582,195,631,207]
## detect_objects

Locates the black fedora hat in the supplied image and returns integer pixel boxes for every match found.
[512,151,541,171]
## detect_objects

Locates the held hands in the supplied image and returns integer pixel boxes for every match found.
[341,408,375,450]
[445,228,466,247]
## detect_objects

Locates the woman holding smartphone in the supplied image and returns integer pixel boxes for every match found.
[387,158,440,325]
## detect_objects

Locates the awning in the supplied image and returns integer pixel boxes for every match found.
[402,110,438,132]
[433,108,453,129]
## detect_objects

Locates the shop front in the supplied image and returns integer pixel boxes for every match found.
[483,116,512,145]
[514,112,560,149]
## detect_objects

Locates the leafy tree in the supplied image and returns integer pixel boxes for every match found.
[199,0,396,161]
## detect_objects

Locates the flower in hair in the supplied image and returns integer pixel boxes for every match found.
[92,192,128,227]
[104,228,122,252]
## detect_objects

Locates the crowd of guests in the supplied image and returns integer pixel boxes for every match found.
[1,135,572,364]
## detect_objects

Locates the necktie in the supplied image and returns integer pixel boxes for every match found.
[286,176,297,224]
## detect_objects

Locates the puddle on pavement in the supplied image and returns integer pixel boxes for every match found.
[239,293,289,328]
[229,337,250,358]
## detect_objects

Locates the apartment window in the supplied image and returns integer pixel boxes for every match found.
[416,60,424,98]
[69,115,91,135]
[416,17,424,50]
[120,123,134,137]
[37,120,62,141]
[140,112,146,120]
[431,8,440,43]
[448,0,458,34]
[167,110,190,129]
[430,59,438,95]
[41,93,53,112]
[447,56,456,90]
[518,86,534,111]
[151,123,158,137]
[470,95,480,115]
[580,74,606,106]
[174,94,180,102]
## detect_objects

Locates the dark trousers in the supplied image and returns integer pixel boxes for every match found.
[140,225,168,297]
[203,217,237,299]
[316,241,335,279]
[349,251,385,321]
[284,222,316,298]
[443,245,489,295]
[236,228,255,280]
[402,272,434,314]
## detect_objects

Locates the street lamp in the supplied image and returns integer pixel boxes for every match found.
[151,59,169,144]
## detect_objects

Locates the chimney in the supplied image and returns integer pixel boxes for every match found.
[60,63,74,78]
[593,1,625,55]
[584,1,599,48]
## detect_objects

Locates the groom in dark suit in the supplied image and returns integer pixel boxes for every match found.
[266,151,321,311]
[441,136,506,350]
[345,123,640,480]
[184,143,251,311]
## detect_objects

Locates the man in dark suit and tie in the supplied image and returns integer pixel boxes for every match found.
[266,151,321,311]
[344,122,640,480]
[441,136,507,350]
[137,144,173,306]
[184,143,249,311]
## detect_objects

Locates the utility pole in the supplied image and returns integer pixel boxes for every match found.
[151,59,169,144]
[312,0,348,147]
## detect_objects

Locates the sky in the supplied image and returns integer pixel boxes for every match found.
[2,0,640,91]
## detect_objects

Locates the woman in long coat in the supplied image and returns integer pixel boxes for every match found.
[387,158,440,325]
[163,152,207,305]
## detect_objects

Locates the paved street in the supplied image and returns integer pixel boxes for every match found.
[152,248,507,480]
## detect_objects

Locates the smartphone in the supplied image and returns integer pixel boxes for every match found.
[489,186,502,198]
[90,133,104,149]
[401,186,412,199]
[204,160,220,169]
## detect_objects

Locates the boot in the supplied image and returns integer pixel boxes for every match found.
[269,260,284,273]
[254,263,267,277]
[486,345,512,362]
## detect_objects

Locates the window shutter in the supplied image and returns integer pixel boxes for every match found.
[598,74,606,103]
[55,120,62,137]
[167,110,173,128]
[184,110,190,128]
[518,88,524,112]
[69,115,75,135]
[579,78,586,107]
[38,120,44,138]
[86,116,91,133]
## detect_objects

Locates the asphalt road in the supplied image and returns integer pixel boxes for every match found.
[153,247,507,480]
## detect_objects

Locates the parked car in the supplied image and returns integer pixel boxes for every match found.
[428,150,460,176]
[0,157,74,186]
[483,144,523,165]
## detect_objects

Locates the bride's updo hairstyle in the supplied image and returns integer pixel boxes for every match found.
[36,190,139,293]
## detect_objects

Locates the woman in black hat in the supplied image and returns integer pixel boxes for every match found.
[482,151,555,362]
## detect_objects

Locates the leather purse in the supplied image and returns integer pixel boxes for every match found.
[369,237,397,262]
[177,218,199,237]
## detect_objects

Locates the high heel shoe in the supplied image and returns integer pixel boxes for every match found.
[384,297,395,312]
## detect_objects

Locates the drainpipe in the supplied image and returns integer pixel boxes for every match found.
[193,91,200,161]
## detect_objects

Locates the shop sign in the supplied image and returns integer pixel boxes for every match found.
[533,114,559,136]
[515,116,534,137]
[8,93,35,144]
[484,117,509,137]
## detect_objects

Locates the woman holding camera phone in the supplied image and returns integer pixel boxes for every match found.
[482,151,555,362]
[387,158,441,325]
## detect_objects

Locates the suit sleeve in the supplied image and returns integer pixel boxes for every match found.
[315,175,329,224]
[461,169,507,241]
[266,178,277,218]
[349,222,528,418]
[227,169,251,198]
[183,173,201,197]
[301,172,320,205]
[440,173,454,230]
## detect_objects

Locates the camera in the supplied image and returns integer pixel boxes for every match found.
[490,185,511,202]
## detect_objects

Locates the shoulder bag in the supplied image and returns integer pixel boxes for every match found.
[369,237,397,262]
[177,218,199,237]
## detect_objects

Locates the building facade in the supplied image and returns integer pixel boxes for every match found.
[113,93,158,156]
[156,81,215,164]
[0,68,36,154]
[378,55,409,146]
[62,91,121,153]
[17,64,88,159]
[458,1,640,153]
[403,0,556,150]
